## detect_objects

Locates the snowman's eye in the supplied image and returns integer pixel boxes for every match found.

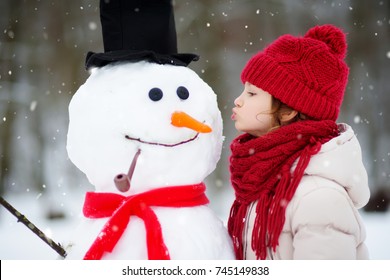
[177,86,189,100]
[149,88,163,101]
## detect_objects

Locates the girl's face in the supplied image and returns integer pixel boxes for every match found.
[232,82,274,137]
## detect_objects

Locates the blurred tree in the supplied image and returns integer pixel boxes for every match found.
[0,0,24,196]
[0,0,389,219]
[346,0,390,211]
[0,0,99,217]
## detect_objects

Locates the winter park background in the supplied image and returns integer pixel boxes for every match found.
[0,0,389,260]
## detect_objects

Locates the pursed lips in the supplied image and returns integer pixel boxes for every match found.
[231,108,238,120]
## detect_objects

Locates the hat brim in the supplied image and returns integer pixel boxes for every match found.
[85,50,199,69]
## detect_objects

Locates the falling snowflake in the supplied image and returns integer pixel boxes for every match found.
[354,115,361,124]
[30,101,38,112]
[89,21,97,30]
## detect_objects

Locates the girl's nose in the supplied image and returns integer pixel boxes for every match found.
[234,96,242,107]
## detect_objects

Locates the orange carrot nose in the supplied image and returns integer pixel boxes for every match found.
[171,111,212,133]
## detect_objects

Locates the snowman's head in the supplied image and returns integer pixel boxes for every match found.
[67,61,223,194]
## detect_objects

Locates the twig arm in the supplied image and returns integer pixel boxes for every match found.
[0,196,67,258]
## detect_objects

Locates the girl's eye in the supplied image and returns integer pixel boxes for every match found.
[149,88,163,101]
[247,91,256,96]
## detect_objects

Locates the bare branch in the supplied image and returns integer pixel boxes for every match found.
[0,196,67,258]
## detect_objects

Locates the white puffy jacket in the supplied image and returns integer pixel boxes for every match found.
[244,123,370,259]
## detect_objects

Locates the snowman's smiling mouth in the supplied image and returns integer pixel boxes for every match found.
[123,111,211,147]
[125,133,199,147]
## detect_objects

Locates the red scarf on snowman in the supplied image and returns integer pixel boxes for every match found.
[83,183,209,260]
[228,120,339,260]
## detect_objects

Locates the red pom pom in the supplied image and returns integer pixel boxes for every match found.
[305,24,347,58]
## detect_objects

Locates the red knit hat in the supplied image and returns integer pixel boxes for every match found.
[241,24,349,121]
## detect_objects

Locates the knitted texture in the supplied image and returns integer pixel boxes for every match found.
[82,183,209,260]
[228,120,339,260]
[241,24,349,121]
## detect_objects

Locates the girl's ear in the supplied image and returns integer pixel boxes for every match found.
[279,109,299,123]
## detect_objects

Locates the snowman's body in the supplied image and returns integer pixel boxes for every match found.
[66,205,233,259]
[66,61,235,259]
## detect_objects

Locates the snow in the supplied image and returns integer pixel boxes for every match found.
[0,189,389,260]
[0,190,84,260]
[67,61,223,194]
[61,60,234,260]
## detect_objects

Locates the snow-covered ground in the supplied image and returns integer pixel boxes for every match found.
[0,190,389,260]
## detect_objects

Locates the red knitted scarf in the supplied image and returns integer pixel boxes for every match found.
[228,120,339,260]
[82,183,209,260]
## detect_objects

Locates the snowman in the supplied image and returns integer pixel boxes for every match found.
[65,0,235,260]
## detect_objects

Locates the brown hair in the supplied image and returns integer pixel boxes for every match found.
[269,97,310,131]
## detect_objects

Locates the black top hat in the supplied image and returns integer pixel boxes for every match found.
[85,0,199,69]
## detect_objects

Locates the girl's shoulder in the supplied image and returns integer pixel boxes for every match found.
[301,123,370,208]
[287,176,363,234]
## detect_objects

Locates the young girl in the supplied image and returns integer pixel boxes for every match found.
[228,24,370,260]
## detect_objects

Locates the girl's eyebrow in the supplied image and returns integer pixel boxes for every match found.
[245,83,254,90]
